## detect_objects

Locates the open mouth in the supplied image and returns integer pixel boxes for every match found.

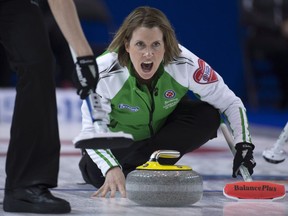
[141,61,153,72]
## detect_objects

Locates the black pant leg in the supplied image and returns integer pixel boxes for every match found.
[150,100,221,164]
[0,0,60,190]
[114,100,221,170]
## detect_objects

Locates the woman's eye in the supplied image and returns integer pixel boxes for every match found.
[136,42,144,47]
[153,42,160,47]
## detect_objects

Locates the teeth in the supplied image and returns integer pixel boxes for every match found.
[143,61,152,64]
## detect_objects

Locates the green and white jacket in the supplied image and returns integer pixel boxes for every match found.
[75,44,252,176]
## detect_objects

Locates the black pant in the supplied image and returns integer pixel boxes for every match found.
[79,99,221,188]
[0,0,60,190]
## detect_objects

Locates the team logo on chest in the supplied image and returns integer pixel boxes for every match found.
[163,90,179,109]
[164,90,176,99]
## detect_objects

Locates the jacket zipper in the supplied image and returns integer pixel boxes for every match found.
[148,87,158,136]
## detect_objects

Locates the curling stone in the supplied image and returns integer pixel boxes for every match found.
[126,150,203,207]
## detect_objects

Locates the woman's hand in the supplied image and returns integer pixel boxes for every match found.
[91,166,126,198]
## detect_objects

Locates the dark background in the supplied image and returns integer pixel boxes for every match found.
[82,0,288,127]
[1,0,287,126]
[85,0,245,98]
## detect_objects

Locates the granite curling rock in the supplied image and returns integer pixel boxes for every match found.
[126,150,203,206]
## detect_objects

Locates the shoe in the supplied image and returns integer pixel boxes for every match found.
[3,185,71,214]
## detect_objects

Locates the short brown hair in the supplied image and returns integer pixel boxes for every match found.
[107,6,181,67]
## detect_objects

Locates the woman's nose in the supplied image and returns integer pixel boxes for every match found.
[143,48,153,57]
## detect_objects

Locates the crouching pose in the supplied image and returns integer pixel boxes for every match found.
[75,6,256,198]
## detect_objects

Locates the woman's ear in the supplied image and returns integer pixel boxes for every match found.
[125,40,129,53]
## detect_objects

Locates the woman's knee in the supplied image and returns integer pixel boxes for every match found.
[200,102,221,130]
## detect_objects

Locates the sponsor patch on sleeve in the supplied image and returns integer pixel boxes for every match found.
[193,59,218,84]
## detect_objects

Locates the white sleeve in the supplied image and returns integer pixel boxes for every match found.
[179,45,252,144]
[73,95,111,142]
[86,149,121,176]
[73,91,121,176]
